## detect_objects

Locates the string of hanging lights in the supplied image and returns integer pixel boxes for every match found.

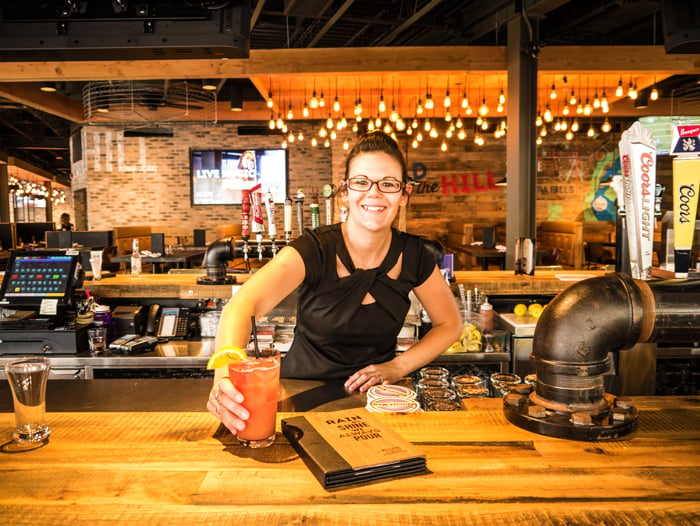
[265,71,658,151]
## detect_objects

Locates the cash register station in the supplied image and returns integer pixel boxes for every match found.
[0,250,89,354]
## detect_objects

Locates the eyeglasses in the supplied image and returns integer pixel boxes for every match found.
[346,176,405,193]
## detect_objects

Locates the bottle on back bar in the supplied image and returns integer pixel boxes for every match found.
[131,239,142,277]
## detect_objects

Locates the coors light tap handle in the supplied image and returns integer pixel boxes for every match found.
[618,121,657,280]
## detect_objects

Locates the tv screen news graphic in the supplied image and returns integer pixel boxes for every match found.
[190,148,288,205]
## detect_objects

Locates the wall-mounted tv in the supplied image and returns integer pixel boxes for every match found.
[190,148,288,205]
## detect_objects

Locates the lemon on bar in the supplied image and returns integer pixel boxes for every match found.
[206,346,248,369]
[528,303,544,319]
[513,304,527,317]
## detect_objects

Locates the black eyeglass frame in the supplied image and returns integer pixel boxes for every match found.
[345,176,406,194]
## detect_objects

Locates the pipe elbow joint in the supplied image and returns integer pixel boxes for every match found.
[196,237,235,285]
[532,273,645,376]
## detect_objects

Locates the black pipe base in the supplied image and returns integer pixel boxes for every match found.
[503,390,638,441]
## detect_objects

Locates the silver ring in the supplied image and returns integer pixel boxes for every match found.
[215,400,222,415]
[214,387,221,402]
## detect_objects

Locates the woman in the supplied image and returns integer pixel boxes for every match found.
[59,213,73,231]
[209,131,462,435]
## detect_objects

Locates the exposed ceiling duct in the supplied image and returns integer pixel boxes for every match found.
[82,81,217,125]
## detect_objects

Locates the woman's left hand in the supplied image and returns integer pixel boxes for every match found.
[344,363,403,393]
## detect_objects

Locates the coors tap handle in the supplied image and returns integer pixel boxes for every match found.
[241,188,251,269]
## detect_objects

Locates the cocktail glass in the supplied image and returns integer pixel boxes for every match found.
[228,347,281,448]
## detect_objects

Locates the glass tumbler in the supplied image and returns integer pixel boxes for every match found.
[5,357,51,443]
[422,388,461,411]
[490,372,522,397]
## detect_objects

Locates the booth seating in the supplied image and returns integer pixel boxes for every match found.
[445,221,474,269]
[537,220,584,269]
[112,226,152,255]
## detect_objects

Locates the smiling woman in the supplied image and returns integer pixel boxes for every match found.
[208,130,462,438]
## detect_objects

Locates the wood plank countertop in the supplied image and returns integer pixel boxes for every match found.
[0,379,697,525]
[81,270,608,300]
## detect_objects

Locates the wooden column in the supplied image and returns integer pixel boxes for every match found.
[0,164,9,222]
[44,181,53,222]
[505,14,538,270]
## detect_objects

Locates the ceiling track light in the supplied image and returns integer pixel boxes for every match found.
[40,82,57,93]
[229,85,243,111]
[202,79,218,91]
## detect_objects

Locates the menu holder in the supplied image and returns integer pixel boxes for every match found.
[281,408,426,490]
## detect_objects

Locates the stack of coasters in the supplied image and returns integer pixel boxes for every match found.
[365,384,421,413]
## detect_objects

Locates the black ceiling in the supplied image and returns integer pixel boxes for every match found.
[0,0,697,182]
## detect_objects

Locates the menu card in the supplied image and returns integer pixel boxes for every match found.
[281,408,426,489]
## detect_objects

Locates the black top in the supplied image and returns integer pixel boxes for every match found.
[281,224,435,380]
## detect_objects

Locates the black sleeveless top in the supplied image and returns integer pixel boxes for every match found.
[281,224,435,380]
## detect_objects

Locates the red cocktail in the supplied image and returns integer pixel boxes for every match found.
[228,348,281,448]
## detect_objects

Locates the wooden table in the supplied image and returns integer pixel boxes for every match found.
[453,244,506,270]
[1,379,698,525]
[111,249,206,273]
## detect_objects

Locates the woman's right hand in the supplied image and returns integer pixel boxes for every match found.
[207,377,250,435]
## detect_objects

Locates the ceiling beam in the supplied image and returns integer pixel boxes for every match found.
[0,83,83,121]
[2,46,696,83]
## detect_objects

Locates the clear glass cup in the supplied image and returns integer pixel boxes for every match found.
[87,327,108,354]
[452,374,483,390]
[422,388,461,411]
[415,376,450,394]
[490,372,522,397]
[5,357,51,443]
[419,366,449,380]
[228,347,281,448]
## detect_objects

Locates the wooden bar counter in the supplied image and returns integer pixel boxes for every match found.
[1,379,698,525]
[82,269,608,300]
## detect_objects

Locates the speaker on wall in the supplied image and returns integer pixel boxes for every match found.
[662,0,700,53]
[193,229,206,247]
[151,233,165,255]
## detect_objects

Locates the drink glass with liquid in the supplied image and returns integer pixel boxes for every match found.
[5,357,51,443]
[228,348,281,448]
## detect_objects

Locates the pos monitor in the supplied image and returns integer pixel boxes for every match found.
[0,250,84,314]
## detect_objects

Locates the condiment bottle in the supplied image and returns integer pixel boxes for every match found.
[131,238,142,277]
[480,295,494,332]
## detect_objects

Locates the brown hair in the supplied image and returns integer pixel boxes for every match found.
[343,130,408,185]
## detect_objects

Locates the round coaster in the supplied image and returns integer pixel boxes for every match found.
[366,397,422,413]
[366,384,417,401]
